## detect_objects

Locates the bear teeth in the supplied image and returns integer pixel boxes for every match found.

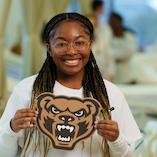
[58,135,71,142]
[57,125,74,133]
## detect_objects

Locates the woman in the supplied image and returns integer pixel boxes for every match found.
[0,12,142,157]
[109,12,157,84]
[88,0,115,81]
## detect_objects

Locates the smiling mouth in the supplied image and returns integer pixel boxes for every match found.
[64,59,80,66]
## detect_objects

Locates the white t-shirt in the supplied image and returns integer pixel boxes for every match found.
[0,75,142,157]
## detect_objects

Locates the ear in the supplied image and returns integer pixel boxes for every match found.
[46,43,52,55]
[84,98,101,116]
[36,92,54,110]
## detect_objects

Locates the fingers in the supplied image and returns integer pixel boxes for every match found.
[10,119,32,133]
[11,108,38,133]
[96,123,116,130]
[95,120,119,142]
[15,117,36,125]
[95,120,117,131]
[14,112,36,120]
[17,108,35,113]
[97,129,118,141]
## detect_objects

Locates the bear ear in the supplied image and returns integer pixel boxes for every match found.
[84,98,101,115]
[36,92,54,109]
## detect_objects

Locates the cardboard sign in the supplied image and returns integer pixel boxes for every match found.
[35,92,101,150]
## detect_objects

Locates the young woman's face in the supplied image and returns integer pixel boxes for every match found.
[48,20,91,77]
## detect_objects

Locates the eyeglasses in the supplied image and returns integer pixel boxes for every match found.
[52,39,90,52]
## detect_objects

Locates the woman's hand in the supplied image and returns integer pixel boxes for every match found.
[10,108,37,133]
[95,120,119,142]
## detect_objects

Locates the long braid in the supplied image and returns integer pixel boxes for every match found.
[33,53,55,96]
[22,12,110,157]
[22,53,56,156]
[90,53,110,112]
[84,53,110,113]
[84,52,110,157]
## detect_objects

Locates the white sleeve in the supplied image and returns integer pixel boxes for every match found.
[0,120,19,157]
[105,80,143,157]
[108,135,134,157]
[0,83,30,157]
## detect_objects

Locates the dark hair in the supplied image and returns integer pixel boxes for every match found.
[42,12,94,43]
[91,0,104,11]
[110,12,123,23]
[23,12,110,157]
[110,12,135,33]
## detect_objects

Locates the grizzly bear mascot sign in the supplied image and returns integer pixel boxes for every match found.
[35,92,101,150]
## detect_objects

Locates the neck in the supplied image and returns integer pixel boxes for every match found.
[56,71,84,89]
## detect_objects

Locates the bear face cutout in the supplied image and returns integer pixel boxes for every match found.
[35,92,101,150]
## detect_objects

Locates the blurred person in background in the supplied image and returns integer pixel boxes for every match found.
[87,0,116,82]
[109,12,157,84]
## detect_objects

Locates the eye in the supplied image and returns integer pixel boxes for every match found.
[51,106,60,114]
[74,110,84,117]
[55,41,68,48]
[75,40,85,47]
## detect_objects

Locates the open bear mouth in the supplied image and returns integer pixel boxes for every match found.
[56,124,75,142]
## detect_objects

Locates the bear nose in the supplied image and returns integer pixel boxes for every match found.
[59,115,74,122]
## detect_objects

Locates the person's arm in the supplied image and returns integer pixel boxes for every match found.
[0,120,19,157]
[95,119,134,157]
[108,135,134,157]
[0,79,35,157]
[0,87,22,157]
[101,80,143,157]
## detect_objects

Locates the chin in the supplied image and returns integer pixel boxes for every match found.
[62,68,84,76]
[65,70,82,76]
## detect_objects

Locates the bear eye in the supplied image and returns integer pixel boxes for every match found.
[51,106,60,114]
[74,110,84,117]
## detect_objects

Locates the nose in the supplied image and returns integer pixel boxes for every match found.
[66,42,77,55]
[59,115,74,122]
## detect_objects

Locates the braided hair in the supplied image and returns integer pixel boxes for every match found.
[22,12,110,157]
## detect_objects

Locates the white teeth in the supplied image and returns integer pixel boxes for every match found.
[58,135,71,142]
[57,125,74,142]
[70,127,74,133]
[67,137,70,141]
[64,59,79,65]
[57,125,74,133]
[57,125,62,131]
[62,125,66,129]
[58,135,62,141]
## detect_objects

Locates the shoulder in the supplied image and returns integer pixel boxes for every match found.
[1,75,38,122]
[13,74,37,93]
[103,79,127,108]
[104,79,124,97]
[6,74,38,108]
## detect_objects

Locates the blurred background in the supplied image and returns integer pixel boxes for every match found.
[0,0,157,156]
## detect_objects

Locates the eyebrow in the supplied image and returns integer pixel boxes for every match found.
[54,35,90,41]
[54,37,67,41]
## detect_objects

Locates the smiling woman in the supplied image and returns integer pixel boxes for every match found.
[47,20,91,79]
[0,12,142,157]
